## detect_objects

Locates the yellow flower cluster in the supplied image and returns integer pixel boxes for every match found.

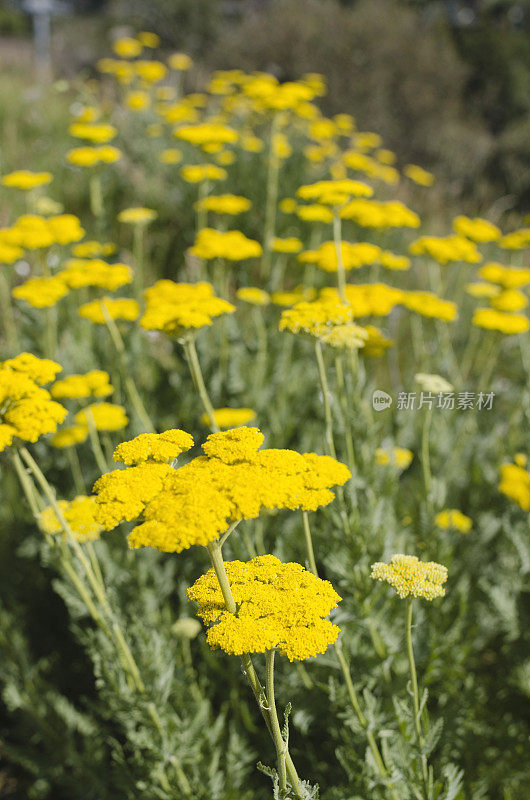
[300,240,381,272]
[279,299,353,336]
[94,427,350,553]
[78,298,140,324]
[320,284,404,317]
[174,122,238,148]
[435,509,472,533]
[452,215,501,242]
[117,207,157,225]
[236,287,270,306]
[499,228,530,249]
[472,308,529,335]
[498,461,530,510]
[140,280,235,334]
[180,164,227,183]
[409,234,481,264]
[195,194,251,215]
[190,228,262,260]
[339,199,420,229]
[401,291,458,321]
[112,429,194,465]
[478,263,530,289]
[40,496,103,542]
[59,259,133,290]
[12,276,69,308]
[187,554,341,661]
[296,178,373,206]
[403,164,435,186]
[2,214,84,249]
[343,150,399,184]
[375,447,413,470]
[271,236,303,253]
[0,354,67,451]
[371,554,448,600]
[66,146,122,167]
[2,170,52,190]
[200,408,256,428]
[51,370,113,400]
[51,425,89,448]
[75,402,128,431]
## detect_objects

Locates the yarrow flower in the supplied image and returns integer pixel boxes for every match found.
[117,207,157,225]
[371,554,448,600]
[112,429,194,465]
[435,509,472,533]
[78,298,140,324]
[0,354,67,451]
[75,402,128,432]
[187,554,341,661]
[40,496,103,542]
[94,427,351,553]
[140,280,235,335]
[190,228,262,261]
[51,370,113,399]
[2,170,53,190]
[200,408,257,428]
[375,447,413,470]
[472,308,529,335]
[498,460,530,510]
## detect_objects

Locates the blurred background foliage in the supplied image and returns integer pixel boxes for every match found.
[1,0,529,210]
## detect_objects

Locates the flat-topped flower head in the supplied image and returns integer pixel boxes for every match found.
[340,199,420,229]
[375,446,413,470]
[2,170,52,190]
[236,287,270,306]
[140,280,235,335]
[13,276,70,308]
[0,356,67,451]
[113,429,194,465]
[478,263,530,289]
[2,353,61,385]
[279,298,353,337]
[300,240,381,272]
[75,402,128,432]
[452,215,501,243]
[117,207,157,225]
[297,178,373,207]
[195,194,251,215]
[94,426,351,553]
[472,308,529,335]
[51,370,113,399]
[371,554,447,600]
[415,373,454,394]
[435,509,472,533]
[499,461,530,510]
[78,298,140,324]
[409,234,481,265]
[190,228,262,261]
[40,496,103,542]
[187,554,341,661]
[201,408,256,428]
[50,425,89,448]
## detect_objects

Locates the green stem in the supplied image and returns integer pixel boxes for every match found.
[206,541,303,795]
[335,354,356,472]
[315,340,337,459]
[261,112,281,282]
[406,598,429,799]
[183,335,220,432]
[421,407,433,502]
[85,410,109,474]
[101,302,155,433]
[133,224,145,296]
[302,511,318,576]
[0,269,19,353]
[332,212,348,304]
[265,649,287,794]
[66,446,86,494]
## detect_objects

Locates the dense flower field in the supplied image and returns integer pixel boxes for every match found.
[0,32,529,800]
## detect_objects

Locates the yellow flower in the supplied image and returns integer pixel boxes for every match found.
[168,53,193,71]
[272,287,317,306]
[296,204,334,224]
[134,60,167,83]
[300,241,381,272]
[297,178,373,206]
[362,325,394,356]
[271,237,303,254]
[72,241,116,258]
[12,276,69,308]
[187,554,341,661]
[47,214,85,245]
[75,402,128,432]
[95,427,350,552]
[279,299,353,337]
[2,170,52,190]
[499,228,530,249]
[180,164,227,183]
[125,91,151,111]
[403,164,435,186]
[137,31,160,48]
[415,373,453,394]
[453,215,501,242]
[2,353,61,385]
[278,198,297,214]
[78,297,140,324]
[320,283,404,318]
[59,260,133,291]
[371,554,447,600]
[435,509,472,533]
[340,199,420,229]
[51,370,113,400]
[0,363,67,450]
[66,146,122,167]
[375,447,413,470]
[200,408,256,428]
[317,322,369,350]
[465,282,501,298]
[68,122,117,143]
[50,425,89,448]
[113,429,194,465]
[380,251,411,271]
[401,291,457,322]
[40,496,103,542]
[499,462,530,510]
[409,234,481,265]
[236,287,270,306]
[112,37,143,58]
[490,289,528,313]
[159,148,183,165]
[478,263,530,289]
[190,228,262,260]
[141,280,235,335]
[117,207,157,225]
[472,308,529,335]
[195,194,251,216]
[174,123,238,148]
